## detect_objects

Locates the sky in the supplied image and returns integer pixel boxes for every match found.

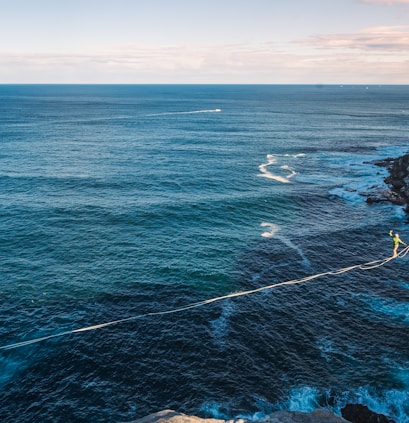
[0,0,408,84]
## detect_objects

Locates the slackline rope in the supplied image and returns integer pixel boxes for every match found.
[1,246,408,351]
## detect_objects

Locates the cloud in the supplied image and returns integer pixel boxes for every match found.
[359,0,409,5]
[0,40,408,84]
[0,43,292,83]
[300,26,409,51]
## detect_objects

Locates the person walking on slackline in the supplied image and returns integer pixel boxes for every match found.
[389,229,407,258]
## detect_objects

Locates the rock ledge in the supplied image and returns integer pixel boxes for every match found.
[129,409,347,423]
[363,153,409,213]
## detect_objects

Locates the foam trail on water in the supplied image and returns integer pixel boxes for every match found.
[260,222,280,238]
[258,154,303,183]
[147,109,221,116]
[210,300,234,346]
[261,222,311,267]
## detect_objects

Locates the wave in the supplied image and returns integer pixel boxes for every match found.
[201,385,408,422]
[283,385,408,423]
[258,154,304,183]
[285,386,321,413]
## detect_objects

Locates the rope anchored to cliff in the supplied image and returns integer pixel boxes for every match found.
[1,246,408,351]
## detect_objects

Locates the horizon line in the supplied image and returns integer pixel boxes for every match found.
[1,82,408,86]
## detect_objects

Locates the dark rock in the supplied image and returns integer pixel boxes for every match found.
[129,409,348,423]
[262,409,347,422]
[341,404,395,423]
[361,153,409,213]
[365,190,406,206]
[387,154,409,202]
[372,157,396,168]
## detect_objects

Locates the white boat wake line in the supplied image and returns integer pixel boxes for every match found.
[147,109,221,116]
[260,223,311,267]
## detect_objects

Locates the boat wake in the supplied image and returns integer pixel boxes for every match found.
[260,222,311,267]
[147,109,221,116]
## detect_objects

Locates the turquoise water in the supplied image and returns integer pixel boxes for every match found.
[1,85,409,422]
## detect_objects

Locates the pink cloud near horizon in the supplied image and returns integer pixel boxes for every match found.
[300,26,409,51]
[359,0,409,5]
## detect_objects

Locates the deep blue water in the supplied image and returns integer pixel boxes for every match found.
[1,84,409,423]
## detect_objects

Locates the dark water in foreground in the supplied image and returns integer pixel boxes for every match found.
[1,85,409,422]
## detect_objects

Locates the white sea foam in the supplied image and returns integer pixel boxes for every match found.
[284,385,408,422]
[260,222,311,267]
[286,386,320,412]
[350,386,409,423]
[328,145,409,206]
[199,402,229,420]
[260,222,280,238]
[202,384,408,422]
[210,300,234,346]
[258,153,304,183]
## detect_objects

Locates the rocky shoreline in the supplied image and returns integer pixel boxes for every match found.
[130,153,408,423]
[362,152,409,214]
[129,404,394,423]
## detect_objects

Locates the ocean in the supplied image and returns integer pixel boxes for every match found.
[0,84,408,423]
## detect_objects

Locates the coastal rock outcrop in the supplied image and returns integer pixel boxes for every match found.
[363,153,409,213]
[341,404,395,423]
[129,408,348,423]
[130,406,397,423]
